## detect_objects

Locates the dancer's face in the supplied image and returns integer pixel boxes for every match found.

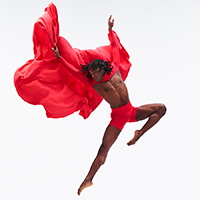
[89,68,105,82]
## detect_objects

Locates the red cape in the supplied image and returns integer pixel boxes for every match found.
[14,3,132,119]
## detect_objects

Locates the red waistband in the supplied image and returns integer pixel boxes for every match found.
[111,101,132,112]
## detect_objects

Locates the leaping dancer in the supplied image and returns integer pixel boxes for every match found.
[52,15,166,195]
[14,3,166,196]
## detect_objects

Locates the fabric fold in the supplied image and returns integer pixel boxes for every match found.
[14,3,132,119]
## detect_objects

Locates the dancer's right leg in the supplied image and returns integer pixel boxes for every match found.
[78,125,121,195]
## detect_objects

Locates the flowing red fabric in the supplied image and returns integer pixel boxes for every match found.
[14,3,132,119]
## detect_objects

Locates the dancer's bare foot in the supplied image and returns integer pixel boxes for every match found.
[78,179,93,196]
[127,130,142,146]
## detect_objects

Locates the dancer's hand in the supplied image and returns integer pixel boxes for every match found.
[52,43,61,59]
[108,15,114,31]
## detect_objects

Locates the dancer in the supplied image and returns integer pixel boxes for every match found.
[14,3,166,196]
[52,15,166,196]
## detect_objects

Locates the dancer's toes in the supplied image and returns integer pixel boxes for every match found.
[127,130,141,146]
[78,180,93,196]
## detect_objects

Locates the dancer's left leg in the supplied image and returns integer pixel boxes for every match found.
[127,103,166,146]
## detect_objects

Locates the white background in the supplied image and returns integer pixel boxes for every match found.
[1,0,200,199]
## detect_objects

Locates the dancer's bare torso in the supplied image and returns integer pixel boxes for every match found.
[93,70,129,108]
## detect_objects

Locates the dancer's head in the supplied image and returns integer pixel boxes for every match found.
[81,59,113,82]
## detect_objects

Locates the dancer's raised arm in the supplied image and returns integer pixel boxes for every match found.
[108,15,120,68]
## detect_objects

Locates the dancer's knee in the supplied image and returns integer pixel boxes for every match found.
[159,103,167,116]
[98,145,108,165]
[99,154,107,165]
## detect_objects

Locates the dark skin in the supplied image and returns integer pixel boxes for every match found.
[53,15,166,195]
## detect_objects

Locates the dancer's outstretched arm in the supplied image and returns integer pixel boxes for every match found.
[52,44,92,86]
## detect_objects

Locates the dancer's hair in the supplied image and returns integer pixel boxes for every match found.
[80,59,113,78]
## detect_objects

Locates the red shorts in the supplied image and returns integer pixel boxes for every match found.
[109,102,138,131]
